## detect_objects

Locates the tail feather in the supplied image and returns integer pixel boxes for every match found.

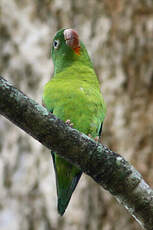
[58,171,82,215]
[51,152,82,215]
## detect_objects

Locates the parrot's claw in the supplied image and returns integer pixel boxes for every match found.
[94,136,100,142]
[88,134,100,142]
[65,119,74,127]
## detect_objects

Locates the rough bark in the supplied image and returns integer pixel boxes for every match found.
[1,76,153,230]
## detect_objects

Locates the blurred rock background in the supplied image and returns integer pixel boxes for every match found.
[0,0,153,229]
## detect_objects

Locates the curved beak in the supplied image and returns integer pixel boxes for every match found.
[64,29,80,55]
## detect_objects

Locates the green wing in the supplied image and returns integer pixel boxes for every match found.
[43,66,106,216]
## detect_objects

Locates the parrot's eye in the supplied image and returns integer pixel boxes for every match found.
[53,40,60,49]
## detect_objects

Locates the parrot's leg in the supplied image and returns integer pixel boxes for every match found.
[95,136,100,142]
[65,119,74,127]
[88,134,100,142]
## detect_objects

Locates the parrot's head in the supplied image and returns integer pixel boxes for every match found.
[51,28,93,74]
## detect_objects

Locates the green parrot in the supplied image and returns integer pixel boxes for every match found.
[43,28,106,215]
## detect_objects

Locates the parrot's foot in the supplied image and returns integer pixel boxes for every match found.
[88,134,100,142]
[65,119,74,127]
[95,136,100,142]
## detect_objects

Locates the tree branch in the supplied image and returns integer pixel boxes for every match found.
[0,76,153,230]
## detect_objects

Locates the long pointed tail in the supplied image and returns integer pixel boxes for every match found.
[58,171,82,215]
[52,152,82,215]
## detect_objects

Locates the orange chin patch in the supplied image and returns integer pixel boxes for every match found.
[73,47,81,55]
